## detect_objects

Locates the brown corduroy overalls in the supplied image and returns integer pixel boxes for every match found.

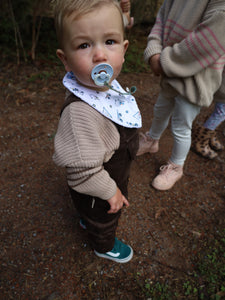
[61,94,139,253]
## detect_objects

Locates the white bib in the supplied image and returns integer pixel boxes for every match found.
[63,72,142,128]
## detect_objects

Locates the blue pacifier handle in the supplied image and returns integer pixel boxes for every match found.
[91,63,137,95]
[91,63,114,87]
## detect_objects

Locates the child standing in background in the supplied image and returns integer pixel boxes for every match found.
[52,0,141,263]
[137,0,225,190]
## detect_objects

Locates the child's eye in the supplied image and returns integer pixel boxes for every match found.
[106,40,115,45]
[79,43,89,49]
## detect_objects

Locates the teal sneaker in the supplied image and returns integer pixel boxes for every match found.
[94,238,133,263]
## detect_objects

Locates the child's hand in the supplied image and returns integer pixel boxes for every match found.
[107,188,129,214]
[149,54,163,76]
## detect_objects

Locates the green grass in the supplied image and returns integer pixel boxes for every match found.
[123,29,149,73]
[123,43,149,73]
[193,229,225,299]
[137,228,225,299]
[137,277,173,299]
[27,70,53,82]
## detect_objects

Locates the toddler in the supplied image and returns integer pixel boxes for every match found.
[52,0,141,262]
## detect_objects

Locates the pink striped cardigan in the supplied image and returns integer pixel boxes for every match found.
[144,0,225,106]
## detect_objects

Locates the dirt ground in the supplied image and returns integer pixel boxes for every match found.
[1,48,225,298]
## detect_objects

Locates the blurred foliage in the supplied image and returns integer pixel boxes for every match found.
[0,0,32,49]
[0,0,57,64]
[123,26,151,73]
[0,0,159,64]
[131,0,162,24]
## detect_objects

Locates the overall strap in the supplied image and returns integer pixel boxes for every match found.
[60,94,81,117]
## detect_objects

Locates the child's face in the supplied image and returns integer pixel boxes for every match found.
[57,4,129,90]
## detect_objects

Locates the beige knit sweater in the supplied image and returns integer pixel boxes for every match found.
[53,99,120,200]
[144,0,225,107]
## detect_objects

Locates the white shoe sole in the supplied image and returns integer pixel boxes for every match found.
[94,247,133,263]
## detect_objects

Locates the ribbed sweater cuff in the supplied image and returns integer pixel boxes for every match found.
[70,174,118,201]
[144,46,162,63]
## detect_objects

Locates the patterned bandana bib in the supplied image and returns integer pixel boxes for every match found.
[63,72,142,128]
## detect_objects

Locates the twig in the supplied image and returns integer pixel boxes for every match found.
[8,0,19,64]
[7,0,27,64]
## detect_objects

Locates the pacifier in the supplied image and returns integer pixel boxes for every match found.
[91,63,136,95]
[91,63,113,87]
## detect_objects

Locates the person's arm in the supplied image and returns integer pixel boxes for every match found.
[144,4,166,63]
[161,10,225,77]
[53,101,120,200]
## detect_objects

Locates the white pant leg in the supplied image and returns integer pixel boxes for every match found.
[149,91,175,139]
[170,95,201,165]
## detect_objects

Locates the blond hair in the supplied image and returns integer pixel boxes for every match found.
[51,0,124,47]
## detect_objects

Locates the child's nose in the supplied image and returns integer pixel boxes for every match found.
[93,46,107,62]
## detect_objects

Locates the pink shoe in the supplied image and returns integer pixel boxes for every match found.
[136,132,159,156]
[152,161,183,191]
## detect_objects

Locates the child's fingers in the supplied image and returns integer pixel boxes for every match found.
[122,197,130,207]
[107,197,129,214]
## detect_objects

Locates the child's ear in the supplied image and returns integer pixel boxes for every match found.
[123,40,129,54]
[56,49,71,71]
[122,40,129,63]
